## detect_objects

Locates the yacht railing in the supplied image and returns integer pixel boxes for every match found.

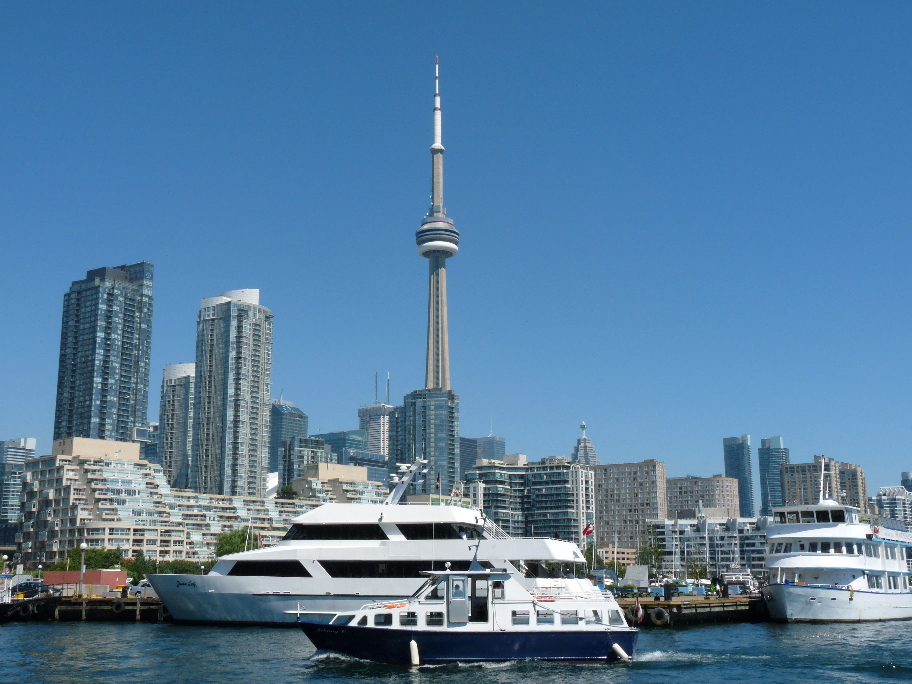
[482,518,511,540]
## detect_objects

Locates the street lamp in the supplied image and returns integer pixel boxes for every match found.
[37,564,42,580]
[78,542,88,598]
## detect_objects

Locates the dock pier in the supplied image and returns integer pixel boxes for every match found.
[1,596,171,623]
[616,595,769,627]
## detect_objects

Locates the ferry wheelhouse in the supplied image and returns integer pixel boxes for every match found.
[762,499,912,622]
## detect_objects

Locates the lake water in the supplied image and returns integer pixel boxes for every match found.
[1,621,910,683]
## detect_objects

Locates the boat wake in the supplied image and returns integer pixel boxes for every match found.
[637,650,773,664]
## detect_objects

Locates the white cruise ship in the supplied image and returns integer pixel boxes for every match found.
[148,462,589,625]
[762,499,912,622]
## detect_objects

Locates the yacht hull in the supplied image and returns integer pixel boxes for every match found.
[763,583,912,622]
[147,574,418,625]
[300,622,638,664]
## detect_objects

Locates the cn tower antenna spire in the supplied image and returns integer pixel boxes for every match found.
[416,57,459,390]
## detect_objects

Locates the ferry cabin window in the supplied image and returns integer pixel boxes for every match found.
[492,581,504,600]
[426,611,444,626]
[357,616,368,626]
[536,609,554,624]
[608,609,626,626]
[787,512,799,524]
[227,560,312,577]
[589,609,603,623]
[774,544,783,554]
[830,510,846,523]
[775,513,786,523]
[330,614,354,625]
[560,610,580,625]
[821,542,831,553]
[798,542,806,551]
[887,546,897,560]
[865,544,874,558]
[833,542,843,554]
[374,613,393,626]
[512,610,530,625]
[397,523,480,540]
[282,524,388,541]
[809,542,818,552]
[399,612,418,626]
[800,511,816,523]
[783,543,793,553]
[816,511,831,523]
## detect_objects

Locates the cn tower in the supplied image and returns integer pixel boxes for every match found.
[416,57,459,390]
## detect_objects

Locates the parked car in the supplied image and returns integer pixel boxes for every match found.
[15,581,61,598]
[128,579,158,599]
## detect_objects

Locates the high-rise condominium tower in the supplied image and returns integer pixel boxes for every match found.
[758,435,790,516]
[397,59,461,495]
[159,363,195,488]
[54,263,153,442]
[572,422,600,466]
[723,435,755,517]
[191,290,273,497]
[358,403,395,456]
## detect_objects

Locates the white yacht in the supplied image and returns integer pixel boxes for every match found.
[148,462,589,625]
[762,499,912,622]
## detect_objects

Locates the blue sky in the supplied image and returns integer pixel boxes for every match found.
[1,3,910,502]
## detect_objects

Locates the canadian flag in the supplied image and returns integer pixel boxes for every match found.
[582,523,594,536]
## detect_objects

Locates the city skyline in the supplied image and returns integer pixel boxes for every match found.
[1,5,910,491]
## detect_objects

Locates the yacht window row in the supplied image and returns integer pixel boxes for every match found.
[769,541,910,559]
[774,510,848,524]
[281,522,480,541]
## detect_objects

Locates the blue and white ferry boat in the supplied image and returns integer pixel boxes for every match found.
[298,563,638,665]
[762,499,912,622]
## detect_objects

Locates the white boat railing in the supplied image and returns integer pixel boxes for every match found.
[483,518,511,540]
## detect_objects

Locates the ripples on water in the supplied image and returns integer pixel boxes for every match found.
[1,621,910,684]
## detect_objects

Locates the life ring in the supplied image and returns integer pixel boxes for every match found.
[18,602,33,618]
[649,607,671,627]
[111,600,126,614]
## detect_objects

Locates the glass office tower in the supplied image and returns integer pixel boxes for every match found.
[723,434,755,517]
[758,436,790,516]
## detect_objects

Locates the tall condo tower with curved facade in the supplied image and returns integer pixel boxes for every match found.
[391,60,461,496]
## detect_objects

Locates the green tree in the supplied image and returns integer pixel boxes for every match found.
[122,550,156,582]
[215,526,258,557]
[686,558,709,581]
[277,485,297,500]
[48,547,125,572]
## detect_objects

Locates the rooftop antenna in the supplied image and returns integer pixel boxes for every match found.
[489,415,493,438]
[375,372,378,403]
[386,373,390,405]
